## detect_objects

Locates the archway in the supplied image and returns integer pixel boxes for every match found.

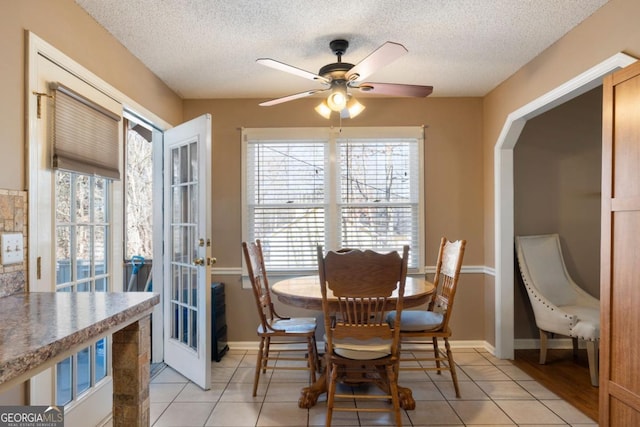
[493,52,636,359]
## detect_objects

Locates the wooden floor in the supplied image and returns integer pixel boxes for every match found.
[511,348,599,422]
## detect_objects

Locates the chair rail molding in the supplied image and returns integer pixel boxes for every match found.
[214,264,494,277]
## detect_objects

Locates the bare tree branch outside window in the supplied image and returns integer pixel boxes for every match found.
[125,128,153,259]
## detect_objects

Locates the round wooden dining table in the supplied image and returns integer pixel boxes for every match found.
[271,275,435,410]
[271,275,434,310]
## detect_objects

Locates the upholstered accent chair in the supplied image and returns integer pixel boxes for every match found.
[515,233,600,386]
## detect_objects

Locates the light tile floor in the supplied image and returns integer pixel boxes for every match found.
[149,348,597,426]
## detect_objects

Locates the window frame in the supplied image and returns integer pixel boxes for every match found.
[241,126,425,277]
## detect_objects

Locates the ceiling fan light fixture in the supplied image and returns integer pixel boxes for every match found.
[326,85,348,111]
[317,96,365,119]
[343,97,365,118]
[315,101,332,119]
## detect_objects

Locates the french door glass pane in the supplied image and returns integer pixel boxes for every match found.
[172,149,180,185]
[180,145,189,183]
[190,142,197,182]
[190,307,197,350]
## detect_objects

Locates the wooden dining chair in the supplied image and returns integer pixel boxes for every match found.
[387,237,466,398]
[242,240,319,396]
[317,245,409,427]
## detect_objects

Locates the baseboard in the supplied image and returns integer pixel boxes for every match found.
[226,340,497,355]
[514,338,590,350]
[226,339,586,356]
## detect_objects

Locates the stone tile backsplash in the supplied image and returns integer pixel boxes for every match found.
[0,190,27,297]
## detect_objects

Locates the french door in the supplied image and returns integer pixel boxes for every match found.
[162,114,213,389]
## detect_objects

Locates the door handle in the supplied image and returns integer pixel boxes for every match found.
[193,257,205,266]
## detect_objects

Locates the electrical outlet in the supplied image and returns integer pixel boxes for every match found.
[1,233,24,265]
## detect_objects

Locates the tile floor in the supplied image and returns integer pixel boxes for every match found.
[148,348,597,426]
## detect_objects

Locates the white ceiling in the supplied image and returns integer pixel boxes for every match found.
[75,0,609,100]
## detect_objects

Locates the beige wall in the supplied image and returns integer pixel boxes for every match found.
[514,87,602,338]
[183,97,486,341]
[0,0,183,191]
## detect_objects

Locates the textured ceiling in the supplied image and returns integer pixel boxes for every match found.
[75,0,609,99]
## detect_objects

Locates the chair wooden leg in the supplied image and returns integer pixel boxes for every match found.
[572,337,579,359]
[586,340,599,387]
[539,329,549,365]
[444,338,460,398]
[254,337,265,396]
[326,363,337,427]
[263,337,271,373]
[386,364,402,427]
[432,337,441,372]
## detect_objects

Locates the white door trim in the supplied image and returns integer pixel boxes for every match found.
[493,52,637,359]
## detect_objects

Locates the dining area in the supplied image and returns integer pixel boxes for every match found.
[146,237,595,426]
[241,238,466,426]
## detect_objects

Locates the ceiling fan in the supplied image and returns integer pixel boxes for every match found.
[257,39,433,118]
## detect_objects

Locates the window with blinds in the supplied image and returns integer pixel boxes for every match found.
[242,127,424,273]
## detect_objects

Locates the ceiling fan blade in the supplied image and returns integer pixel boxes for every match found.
[256,58,330,84]
[259,89,327,107]
[345,42,408,82]
[356,82,433,97]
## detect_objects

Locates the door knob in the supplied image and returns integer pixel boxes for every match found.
[193,257,205,266]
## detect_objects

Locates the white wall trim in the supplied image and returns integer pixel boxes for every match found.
[226,340,497,354]
[214,265,495,277]
[425,265,495,276]
[493,52,637,360]
[514,338,592,350]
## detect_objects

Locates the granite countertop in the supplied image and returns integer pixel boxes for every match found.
[0,292,159,388]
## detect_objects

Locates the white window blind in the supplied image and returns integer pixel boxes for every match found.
[337,138,420,267]
[246,139,326,269]
[242,127,424,273]
[52,83,121,180]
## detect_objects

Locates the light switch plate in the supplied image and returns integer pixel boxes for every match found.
[1,233,24,265]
